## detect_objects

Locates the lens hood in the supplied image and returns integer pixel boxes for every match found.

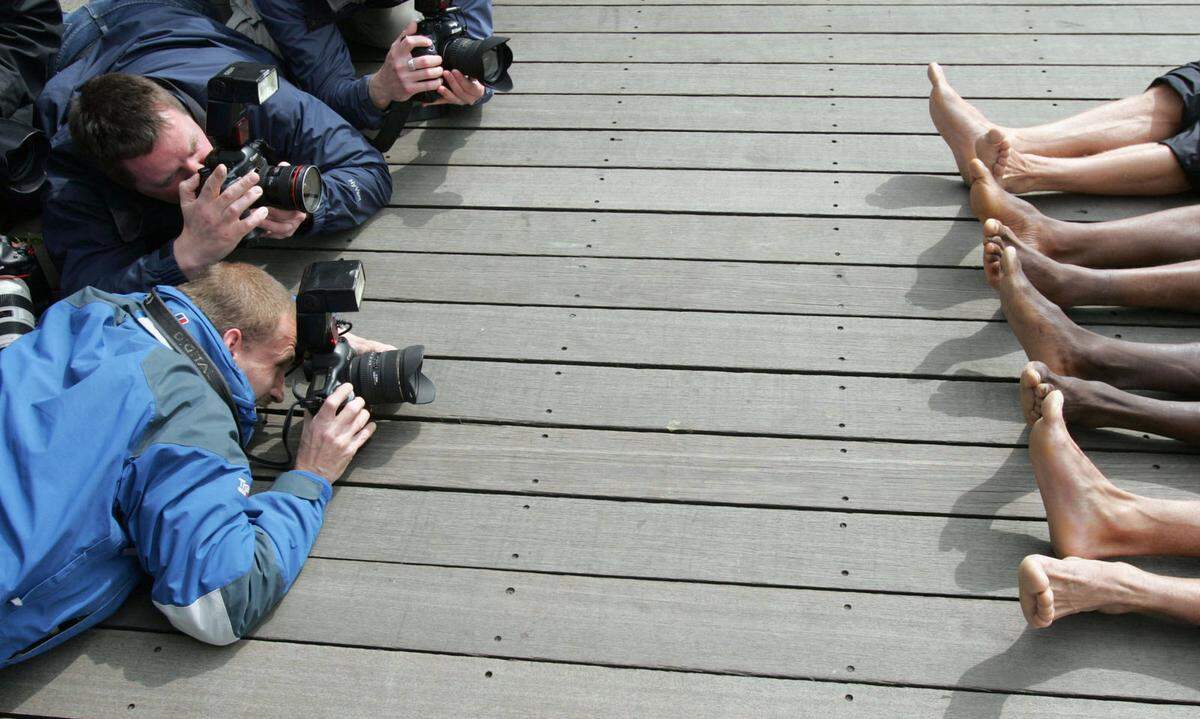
[0,119,49,195]
[401,345,436,404]
[445,36,514,91]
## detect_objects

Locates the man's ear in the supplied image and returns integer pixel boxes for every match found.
[222,327,244,359]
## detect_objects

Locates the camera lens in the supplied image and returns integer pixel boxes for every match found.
[348,345,435,406]
[260,164,323,214]
[442,37,513,87]
[0,277,36,350]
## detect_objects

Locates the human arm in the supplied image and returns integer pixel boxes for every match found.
[248,0,387,130]
[127,375,373,645]
[254,80,392,234]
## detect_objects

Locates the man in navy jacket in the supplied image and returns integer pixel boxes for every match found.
[224,0,496,131]
[37,0,392,295]
[0,262,377,667]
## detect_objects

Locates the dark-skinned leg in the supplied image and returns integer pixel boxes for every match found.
[969,159,1200,268]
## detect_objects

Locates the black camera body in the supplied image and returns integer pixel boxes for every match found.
[411,0,513,104]
[296,259,435,413]
[199,63,323,216]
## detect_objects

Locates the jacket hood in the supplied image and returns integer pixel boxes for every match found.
[152,285,260,444]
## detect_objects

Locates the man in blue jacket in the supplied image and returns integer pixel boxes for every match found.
[37,0,393,295]
[223,0,496,131]
[0,261,377,667]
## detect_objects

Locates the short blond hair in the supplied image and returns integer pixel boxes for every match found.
[178,262,294,345]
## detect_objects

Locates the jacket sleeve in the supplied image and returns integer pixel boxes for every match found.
[42,175,188,295]
[250,0,385,130]
[123,359,332,644]
[255,79,391,235]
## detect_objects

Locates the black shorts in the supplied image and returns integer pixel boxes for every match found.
[1152,62,1200,188]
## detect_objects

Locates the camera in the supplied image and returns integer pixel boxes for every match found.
[411,0,513,104]
[295,259,435,412]
[0,118,50,228]
[198,63,323,216]
[0,277,35,350]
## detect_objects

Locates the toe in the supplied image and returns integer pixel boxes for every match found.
[999,245,1021,276]
[1021,362,1043,388]
[928,63,944,86]
[983,218,1002,237]
[967,158,990,184]
[1042,389,1065,423]
[1035,588,1055,628]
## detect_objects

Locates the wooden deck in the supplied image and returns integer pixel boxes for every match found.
[6,1,1200,716]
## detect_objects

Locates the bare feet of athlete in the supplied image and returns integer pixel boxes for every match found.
[928,63,994,184]
[982,219,1082,308]
[987,240,1097,376]
[976,128,1037,194]
[1027,388,1136,559]
[969,160,1056,256]
[1018,554,1140,628]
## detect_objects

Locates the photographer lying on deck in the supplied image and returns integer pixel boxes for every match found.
[222,0,496,129]
[0,263,381,667]
[929,61,1200,196]
[38,0,391,295]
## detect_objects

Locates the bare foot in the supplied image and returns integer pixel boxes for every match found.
[1018,554,1140,628]
[1019,360,1121,427]
[1027,389,1136,559]
[928,63,994,184]
[991,243,1098,376]
[968,160,1056,256]
[976,128,1038,194]
[983,219,1084,309]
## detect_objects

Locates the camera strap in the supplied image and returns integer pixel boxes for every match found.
[369,100,413,152]
[141,290,245,446]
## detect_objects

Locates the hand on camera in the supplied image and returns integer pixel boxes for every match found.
[257,162,307,239]
[368,21,444,109]
[293,383,376,483]
[342,332,397,354]
[175,164,269,278]
[423,69,485,107]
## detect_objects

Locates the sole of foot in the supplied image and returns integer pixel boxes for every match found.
[993,242,1092,376]
[976,127,1036,194]
[1019,554,1137,629]
[1028,388,1130,559]
[927,63,992,185]
[983,218,1076,308]
[968,159,1053,256]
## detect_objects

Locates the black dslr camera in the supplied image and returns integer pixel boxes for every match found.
[295,259,435,413]
[198,63,323,217]
[411,0,513,104]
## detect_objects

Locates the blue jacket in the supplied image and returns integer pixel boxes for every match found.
[250,0,494,130]
[0,286,330,667]
[35,1,392,296]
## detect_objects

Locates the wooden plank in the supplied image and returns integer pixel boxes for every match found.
[490,5,1199,34]
[292,485,1200,599]
[375,166,1187,221]
[6,630,1193,719]
[338,301,1194,379]
[499,0,1194,6]
[426,95,1102,133]
[360,62,1166,99]
[385,129,962,173]
[106,560,1200,703]
[239,249,1197,327]
[251,420,1200,518]
[505,32,1197,64]
[265,356,1186,450]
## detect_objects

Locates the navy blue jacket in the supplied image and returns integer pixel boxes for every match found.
[250,0,494,130]
[35,2,392,295]
[0,286,330,667]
